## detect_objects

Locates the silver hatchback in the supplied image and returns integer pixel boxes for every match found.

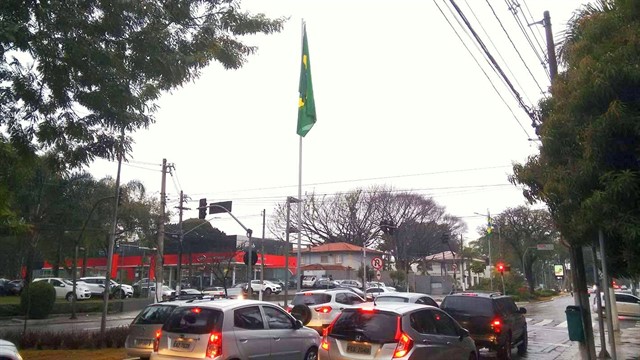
[318,303,477,360]
[151,299,320,360]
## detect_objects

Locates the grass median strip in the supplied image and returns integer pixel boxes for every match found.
[21,348,128,360]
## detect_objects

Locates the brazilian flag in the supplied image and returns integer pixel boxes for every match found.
[297,26,316,137]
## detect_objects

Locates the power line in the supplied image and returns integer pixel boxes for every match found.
[504,0,549,80]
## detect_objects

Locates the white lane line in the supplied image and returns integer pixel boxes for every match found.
[532,319,553,327]
[555,321,567,328]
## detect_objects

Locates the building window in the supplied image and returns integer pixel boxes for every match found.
[335,255,343,264]
[320,255,329,263]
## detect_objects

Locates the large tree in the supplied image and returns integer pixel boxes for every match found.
[0,0,285,168]
[511,0,640,278]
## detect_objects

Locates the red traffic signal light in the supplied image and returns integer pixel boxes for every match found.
[496,262,505,273]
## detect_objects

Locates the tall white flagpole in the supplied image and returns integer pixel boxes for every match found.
[295,20,305,293]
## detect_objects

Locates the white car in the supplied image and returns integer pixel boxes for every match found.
[287,289,366,333]
[365,286,395,298]
[593,292,640,317]
[367,281,397,291]
[79,276,134,298]
[0,339,23,360]
[32,277,92,301]
[247,280,282,295]
[149,285,175,300]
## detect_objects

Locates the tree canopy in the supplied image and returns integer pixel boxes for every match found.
[0,0,285,168]
[511,0,640,277]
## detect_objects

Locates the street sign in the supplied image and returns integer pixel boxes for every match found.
[209,201,232,214]
[536,244,554,251]
[371,257,383,270]
[375,270,382,280]
[554,264,564,280]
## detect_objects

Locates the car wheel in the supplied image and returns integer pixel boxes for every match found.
[517,327,528,355]
[304,347,318,360]
[264,288,272,296]
[291,304,313,325]
[497,333,512,360]
[66,292,76,302]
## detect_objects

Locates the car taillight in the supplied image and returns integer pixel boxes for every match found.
[393,333,413,358]
[314,306,332,313]
[153,329,161,352]
[206,332,222,358]
[321,313,342,351]
[491,318,502,334]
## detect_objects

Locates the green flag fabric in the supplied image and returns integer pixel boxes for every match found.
[297,26,316,137]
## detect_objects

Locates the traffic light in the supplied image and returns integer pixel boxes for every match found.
[496,262,505,274]
[198,198,207,219]
[243,251,258,266]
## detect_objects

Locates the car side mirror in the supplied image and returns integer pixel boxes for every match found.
[60,283,65,287]
[459,328,470,339]
[295,319,304,329]
[519,307,527,314]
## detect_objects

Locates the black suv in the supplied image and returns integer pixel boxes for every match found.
[440,292,527,359]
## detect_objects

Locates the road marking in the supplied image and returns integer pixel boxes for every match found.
[532,319,553,327]
[555,321,567,328]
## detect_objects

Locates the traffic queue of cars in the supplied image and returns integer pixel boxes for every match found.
[122,288,529,360]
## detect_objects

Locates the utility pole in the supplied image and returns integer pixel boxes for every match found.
[175,190,189,294]
[543,11,559,81]
[259,209,266,301]
[599,230,617,359]
[591,240,609,359]
[155,159,168,303]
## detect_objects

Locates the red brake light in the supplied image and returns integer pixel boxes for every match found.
[314,306,332,313]
[192,307,202,314]
[359,307,376,313]
[321,313,342,351]
[491,318,502,334]
[153,329,161,352]
[393,333,413,358]
[206,332,222,358]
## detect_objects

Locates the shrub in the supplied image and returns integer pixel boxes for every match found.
[20,281,56,319]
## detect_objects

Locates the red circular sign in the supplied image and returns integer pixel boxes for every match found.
[371,257,383,270]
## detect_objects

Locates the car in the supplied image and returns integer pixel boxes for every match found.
[287,289,366,333]
[318,302,477,360]
[336,279,362,288]
[374,292,439,307]
[247,279,282,295]
[367,281,397,291]
[149,285,175,301]
[171,288,204,300]
[302,276,318,288]
[79,276,134,298]
[150,299,320,360]
[202,286,226,298]
[267,278,286,288]
[0,339,23,360]
[126,299,195,360]
[5,280,24,295]
[440,292,528,359]
[337,285,371,300]
[592,292,640,317]
[32,277,92,301]
[313,279,339,289]
[365,286,395,298]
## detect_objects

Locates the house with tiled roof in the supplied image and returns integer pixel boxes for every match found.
[297,242,385,279]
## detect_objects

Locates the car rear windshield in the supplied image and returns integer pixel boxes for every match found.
[330,310,398,343]
[133,305,177,325]
[163,307,223,334]
[441,296,494,316]
[374,296,408,303]
[292,293,331,306]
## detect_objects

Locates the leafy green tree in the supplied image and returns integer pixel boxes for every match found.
[511,0,640,278]
[0,1,285,169]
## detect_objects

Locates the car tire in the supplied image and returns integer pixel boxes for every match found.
[264,288,272,296]
[517,327,528,355]
[304,347,318,360]
[291,304,313,325]
[497,333,512,360]
[66,292,76,302]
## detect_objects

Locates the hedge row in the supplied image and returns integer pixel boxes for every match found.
[0,300,124,317]
[2,326,129,350]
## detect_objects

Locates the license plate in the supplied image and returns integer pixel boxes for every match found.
[135,338,153,347]
[172,341,191,350]
[347,343,371,354]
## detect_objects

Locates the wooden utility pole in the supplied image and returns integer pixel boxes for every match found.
[155,159,168,302]
[543,11,559,81]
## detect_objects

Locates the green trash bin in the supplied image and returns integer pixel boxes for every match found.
[565,305,584,342]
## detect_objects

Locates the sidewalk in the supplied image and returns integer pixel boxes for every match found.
[556,326,640,360]
[0,310,140,327]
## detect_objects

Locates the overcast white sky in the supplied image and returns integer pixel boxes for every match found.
[89,0,591,243]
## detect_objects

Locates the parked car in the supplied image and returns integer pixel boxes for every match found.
[287,289,366,333]
[32,277,92,301]
[313,279,339,289]
[319,302,477,360]
[267,278,286,288]
[0,339,23,360]
[171,288,204,300]
[151,299,320,360]
[126,299,194,360]
[247,279,282,295]
[365,286,395,298]
[202,286,226,298]
[367,281,397,291]
[0,279,9,296]
[336,279,362,288]
[148,285,175,301]
[440,292,528,359]
[5,280,24,295]
[337,285,371,300]
[79,276,134,298]
[375,292,439,307]
[592,292,640,317]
